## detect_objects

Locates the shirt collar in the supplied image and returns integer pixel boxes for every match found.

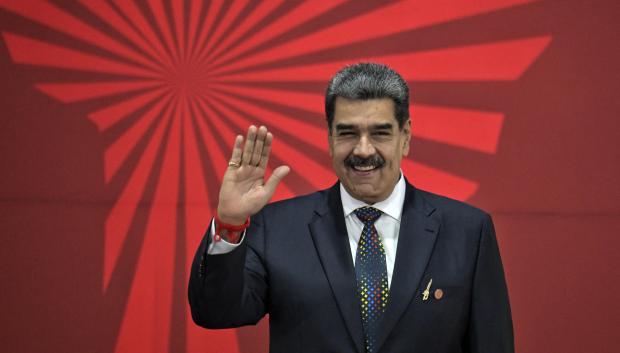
[340,173,406,222]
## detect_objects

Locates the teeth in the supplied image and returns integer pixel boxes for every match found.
[353,165,376,171]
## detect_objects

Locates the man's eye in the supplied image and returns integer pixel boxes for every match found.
[373,131,391,136]
[339,132,355,136]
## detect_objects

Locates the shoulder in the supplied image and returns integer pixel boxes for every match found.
[252,188,330,224]
[268,188,328,212]
[414,187,491,227]
[409,187,495,252]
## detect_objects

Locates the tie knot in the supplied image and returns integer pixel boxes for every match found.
[354,206,382,224]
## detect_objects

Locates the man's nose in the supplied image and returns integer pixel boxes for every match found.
[353,135,376,157]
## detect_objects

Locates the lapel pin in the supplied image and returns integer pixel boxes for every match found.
[422,278,432,301]
[434,288,444,300]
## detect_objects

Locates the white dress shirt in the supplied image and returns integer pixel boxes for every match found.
[340,175,405,288]
[208,175,406,289]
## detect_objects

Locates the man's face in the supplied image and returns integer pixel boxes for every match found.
[329,97,411,204]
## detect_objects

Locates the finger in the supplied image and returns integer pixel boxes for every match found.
[263,165,290,197]
[258,132,273,169]
[229,135,243,166]
[241,125,257,165]
[251,126,268,166]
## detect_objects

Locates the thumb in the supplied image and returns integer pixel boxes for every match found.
[263,165,290,196]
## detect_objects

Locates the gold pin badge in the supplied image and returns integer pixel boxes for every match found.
[422,278,433,301]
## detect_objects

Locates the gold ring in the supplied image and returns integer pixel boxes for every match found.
[228,161,240,168]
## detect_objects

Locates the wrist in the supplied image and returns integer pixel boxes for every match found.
[214,214,250,244]
[216,210,248,226]
[217,217,247,226]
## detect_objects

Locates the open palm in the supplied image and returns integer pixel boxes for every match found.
[217,125,290,225]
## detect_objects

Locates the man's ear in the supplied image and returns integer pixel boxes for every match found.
[402,119,411,156]
[327,129,334,157]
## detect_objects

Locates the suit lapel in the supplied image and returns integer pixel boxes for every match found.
[308,184,364,353]
[374,183,440,353]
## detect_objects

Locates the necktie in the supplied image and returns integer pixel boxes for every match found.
[354,206,389,353]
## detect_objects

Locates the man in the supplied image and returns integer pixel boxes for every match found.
[188,63,513,353]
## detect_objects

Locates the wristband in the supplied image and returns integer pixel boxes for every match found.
[215,215,250,231]
[214,215,250,244]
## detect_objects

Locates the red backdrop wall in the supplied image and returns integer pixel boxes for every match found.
[1,1,618,352]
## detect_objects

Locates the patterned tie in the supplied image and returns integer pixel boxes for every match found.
[354,206,389,353]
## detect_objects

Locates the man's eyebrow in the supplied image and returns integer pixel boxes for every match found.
[335,123,356,130]
[372,123,393,130]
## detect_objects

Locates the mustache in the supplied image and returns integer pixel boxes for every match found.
[344,154,385,169]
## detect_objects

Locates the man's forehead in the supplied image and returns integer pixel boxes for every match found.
[333,97,396,121]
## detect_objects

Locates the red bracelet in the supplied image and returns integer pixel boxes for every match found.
[214,215,250,231]
[214,215,250,244]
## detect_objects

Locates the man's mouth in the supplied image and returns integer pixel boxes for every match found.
[344,154,385,173]
[351,165,380,172]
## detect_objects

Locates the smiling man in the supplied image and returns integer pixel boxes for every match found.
[329,97,409,203]
[189,63,514,353]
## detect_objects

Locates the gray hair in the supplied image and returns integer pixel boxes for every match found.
[325,62,410,131]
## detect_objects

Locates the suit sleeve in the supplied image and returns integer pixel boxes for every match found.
[188,211,269,329]
[466,214,514,353]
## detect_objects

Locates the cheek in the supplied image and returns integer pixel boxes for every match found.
[332,146,351,162]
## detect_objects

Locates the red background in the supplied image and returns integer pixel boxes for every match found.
[1,1,619,352]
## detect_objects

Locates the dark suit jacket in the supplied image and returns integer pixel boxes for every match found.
[188,182,513,353]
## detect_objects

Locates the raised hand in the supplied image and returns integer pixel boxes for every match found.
[216,125,290,225]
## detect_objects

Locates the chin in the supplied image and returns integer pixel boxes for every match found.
[338,169,388,202]
[351,188,382,203]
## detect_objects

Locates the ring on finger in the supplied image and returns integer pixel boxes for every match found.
[228,161,240,168]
